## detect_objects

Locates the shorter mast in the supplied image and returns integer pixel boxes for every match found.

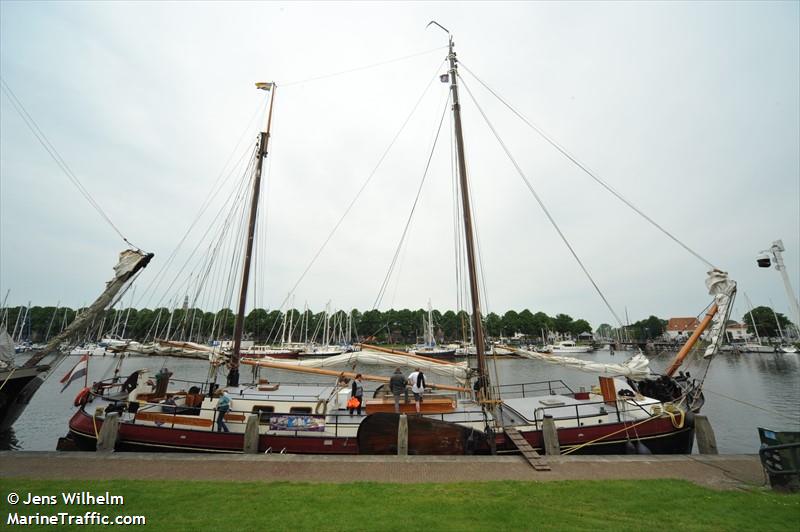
[229,82,276,387]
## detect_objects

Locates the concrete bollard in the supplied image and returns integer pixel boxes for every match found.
[243,414,260,454]
[96,412,120,452]
[542,415,560,455]
[397,414,408,456]
[695,415,718,455]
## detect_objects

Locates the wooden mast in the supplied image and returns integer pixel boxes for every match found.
[444,32,495,411]
[228,83,276,387]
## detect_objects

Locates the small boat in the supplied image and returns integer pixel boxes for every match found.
[547,340,593,354]
[239,345,300,359]
[737,342,777,354]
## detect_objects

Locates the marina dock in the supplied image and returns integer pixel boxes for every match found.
[0,452,764,491]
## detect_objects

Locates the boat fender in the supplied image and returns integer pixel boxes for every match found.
[74,387,91,407]
[624,440,637,454]
[315,399,327,415]
[635,440,652,455]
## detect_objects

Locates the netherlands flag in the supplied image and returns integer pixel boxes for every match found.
[60,354,89,392]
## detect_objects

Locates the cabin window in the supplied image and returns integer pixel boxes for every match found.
[252,405,275,424]
[289,407,312,414]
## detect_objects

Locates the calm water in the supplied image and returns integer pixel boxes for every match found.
[3,349,798,453]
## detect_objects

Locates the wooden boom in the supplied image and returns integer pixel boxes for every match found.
[358,344,454,365]
[665,303,718,377]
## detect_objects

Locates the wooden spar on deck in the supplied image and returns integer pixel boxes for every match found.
[239,358,469,392]
[229,83,276,387]
[358,343,455,365]
[665,303,718,377]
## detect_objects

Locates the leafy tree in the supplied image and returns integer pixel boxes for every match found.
[596,323,613,338]
[570,319,592,336]
[501,310,520,336]
[531,312,553,338]
[553,313,574,335]
[517,310,536,336]
[245,308,269,340]
[743,306,791,338]
[485,312,502,338]
[440,310,458,339]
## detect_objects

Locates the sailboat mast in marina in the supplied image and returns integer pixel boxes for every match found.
[440,24,494,413]
[229,82,276,387]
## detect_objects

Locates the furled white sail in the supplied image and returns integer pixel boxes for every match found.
[0,330,14,368]
[703,269,737,358]
[510,348,651,378]
[243,349,470,381]
[22,249,153,370]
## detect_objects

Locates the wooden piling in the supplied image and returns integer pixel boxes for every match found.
[397,414,408,456]
[695,415,718,455]
[243,414,259,454]
[96,412,120,452]
[542,416,560,455]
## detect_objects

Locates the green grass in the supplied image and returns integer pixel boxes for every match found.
[1,479,798,531]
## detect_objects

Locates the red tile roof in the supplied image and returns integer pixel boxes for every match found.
[667,317,700,331]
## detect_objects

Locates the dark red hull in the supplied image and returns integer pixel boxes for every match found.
[65,409,357,454]
[357,412,694,455]
[65,408,693,456]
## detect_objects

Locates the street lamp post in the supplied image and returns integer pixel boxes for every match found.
[757,239,800,334]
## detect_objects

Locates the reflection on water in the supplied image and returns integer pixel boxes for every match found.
[0,429,20,450]
[5,349,800,454]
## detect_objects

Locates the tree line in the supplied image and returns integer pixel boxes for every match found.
[6,304,790,345]
[3,305,594,345]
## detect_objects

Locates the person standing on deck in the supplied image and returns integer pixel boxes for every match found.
[215,390,232,432]
[389,367,408,413]
[350,374,364,415]
[407,368,425,414]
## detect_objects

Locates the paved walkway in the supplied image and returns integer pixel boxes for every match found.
[0,452,765,491]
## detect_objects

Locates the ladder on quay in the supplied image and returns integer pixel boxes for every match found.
[504,427,551,471]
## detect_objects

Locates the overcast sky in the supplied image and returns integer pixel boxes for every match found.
[1,1,798,329]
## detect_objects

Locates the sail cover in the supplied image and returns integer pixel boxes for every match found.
[510,348,651,378]
[703,269,737,358]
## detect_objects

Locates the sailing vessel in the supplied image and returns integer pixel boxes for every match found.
[0,330,51,432]
[0,250,152,432]
[59,33,732,456]
[409,302,456,360]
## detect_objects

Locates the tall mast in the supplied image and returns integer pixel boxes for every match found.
[444,32,493,404]
[229,82,276,387]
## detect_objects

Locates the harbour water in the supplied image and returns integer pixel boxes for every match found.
[3,348,798,453]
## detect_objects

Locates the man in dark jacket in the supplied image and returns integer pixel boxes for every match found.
[389,367,408,413]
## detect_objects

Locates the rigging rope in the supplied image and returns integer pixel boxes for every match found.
[274,60,446,313]
[373,90,452,310]
[281,46,448,87]
[459,74,626,329]
[0,78,139,249]
[457,63,717,271]
[135,102,266,309]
